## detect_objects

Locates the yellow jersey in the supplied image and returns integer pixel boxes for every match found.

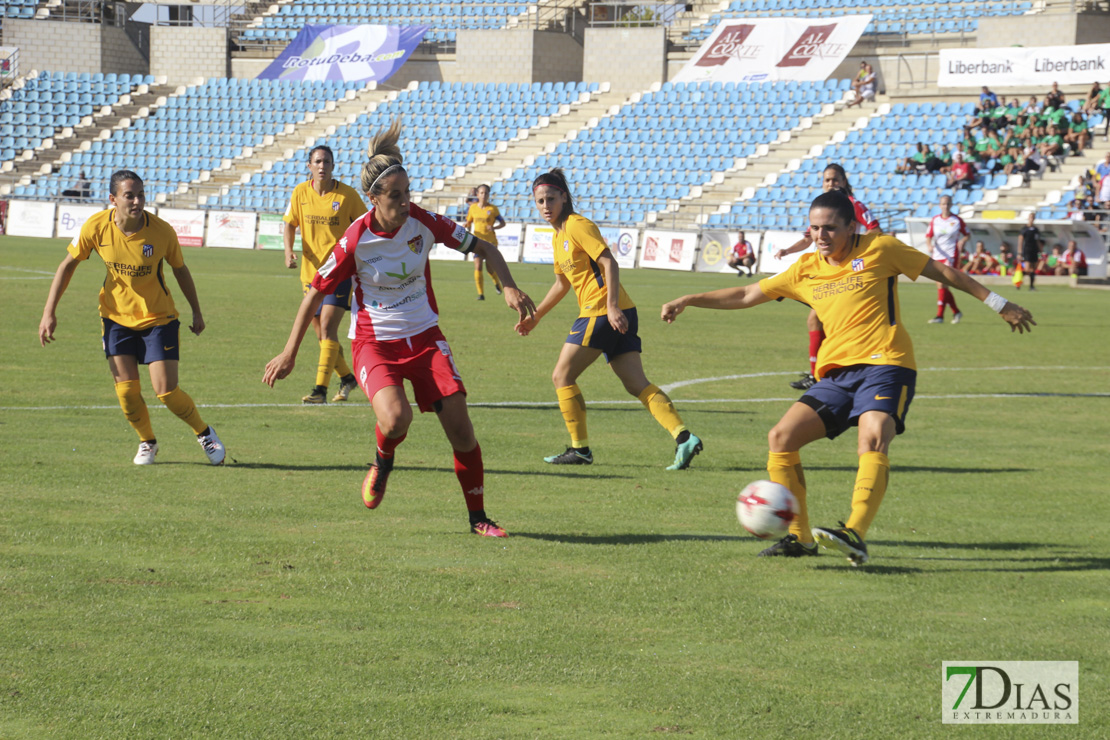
[553,214,635,317]
[283,179,367,288]
[67,208,183,330]
[760,234,930,378]
[466,203,502,244]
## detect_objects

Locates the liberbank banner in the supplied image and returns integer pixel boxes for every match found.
[258,24,428,83]
[674,15,872,83]
[939,44,1110,87]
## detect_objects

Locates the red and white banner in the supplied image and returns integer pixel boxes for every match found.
[157,208,206,247]
[638,230,698,271]
[675,15,872,83]
[207,210,257,250]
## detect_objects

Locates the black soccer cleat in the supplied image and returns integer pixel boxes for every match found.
[789,373,816,390]
[543,447,593,465]
[758,534,819,558]
[812,522,869,566]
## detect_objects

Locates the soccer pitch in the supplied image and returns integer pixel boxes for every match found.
[2,236,1107,738]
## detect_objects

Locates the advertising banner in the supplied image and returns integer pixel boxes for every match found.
[638,230,698,271]
[598,226,639,269]
[6,200,56,238]
[522,224,556,264]
[429,241,467,261]
[939,44,1110,88]
[0,47,18,82]
[257,213,302,251]
[207,210,257,249]
[157,208,206,247]
[258,24,428,83]
[674,15,872,83]
[495,223,524,263]
[55,204,104,241]
[757,230,809,274]
[696,230,737,273]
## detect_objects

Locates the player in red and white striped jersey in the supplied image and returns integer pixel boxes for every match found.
[925,194,970,324]
[264,119,536,538]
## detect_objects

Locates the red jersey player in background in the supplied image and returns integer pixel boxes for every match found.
[925,194,970,324]
[774,163,882,390]
[264,119,536,538]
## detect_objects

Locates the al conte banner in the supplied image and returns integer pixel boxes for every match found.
[674,15,872,84]
[207,210,257,250]
[638,230,698,271]
[258,24,428,83]
[939,44,1110,88]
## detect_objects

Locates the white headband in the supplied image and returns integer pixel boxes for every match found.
[370,163,405,193]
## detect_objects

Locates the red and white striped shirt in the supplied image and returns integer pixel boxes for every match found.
[925,212,969,263]
[312,203,476,342]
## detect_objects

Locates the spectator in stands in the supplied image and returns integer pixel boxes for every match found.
[465,184,505,301]
[965,241,998,275]
[846,62,876,108]
[1065,113,1091,153]
[1096,83,1110,135]
[1096,152,1110,180]
[1018,213,1043,290]
[925,194,969,324]
[851,62,868,94]
[1063,240,1088,276]
[997,242,1017,275]
[1067,198,1086,221]
[980,86,999,107]
[1038,125,1066,158]
[931,145,953,174]
[62,171,91,199]
[1023,96,1043,117]
[896,142,929,174]
[1082,81,1103,114]
[946,152,977,190]
[1046,82,1065,110]
[1099,170,1110,207]
[1038,244,1063,275]
[728,231,756,276]
[984,129,1005,162]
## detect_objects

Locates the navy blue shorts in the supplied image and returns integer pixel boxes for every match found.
[102,318,180,364]
[305,277,353,314]
[799,364,916,440]
[565,308,642,363]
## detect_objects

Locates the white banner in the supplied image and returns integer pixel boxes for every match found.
[6,200,56,238]
[638,230,698,271]
[696,230,764,274]
[598,226,639,269]
[522,224,556,264]
[428,241,466,261]
[939,44,1110,88]
[496,223,523,263]
[207,210,257,249]
[55,204,104,240]
[157,208,206,247]
[757,230,809,275]
[675,15,872,83]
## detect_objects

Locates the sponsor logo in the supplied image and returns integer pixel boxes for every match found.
[702,239,724,265]
[943,662,1077,724]
[406,235,424,255]
[874,395,891,400]
[742,73,770,82]
[142,243,154,258]
[616,232,634,257]
[282,49,405,70]
[384,262,413,280]
[851,258,864,272]
[776,24,846,68]
[452,223,468,244]
[339,237,349,253]
[1035,55,1105,73]
[947,60,1014,75]
[668,239,684,263]
[811,274,864,300]
[644,236,659,261]
[696,23,760,67]
[163,345,175,351]
[104,261,152,278]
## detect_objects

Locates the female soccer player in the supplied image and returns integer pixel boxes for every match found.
[516,168,702,470]
[464,184,505,300]
[283,145,368,404]
[263,119,536,538]
[662,189,1034,565]
[39,170,226,466]
[775,163,882,390]
[924,194,969,324]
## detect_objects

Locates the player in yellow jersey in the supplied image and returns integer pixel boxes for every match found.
[38,170,226,466]
[662,189,1035,565]
[464,184,505,300]
[516,168,703,470]
[283,145,368,404]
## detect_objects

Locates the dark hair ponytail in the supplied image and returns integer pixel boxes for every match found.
[531,168,575,224]
[810,188,856,226]
[822,163,854,196]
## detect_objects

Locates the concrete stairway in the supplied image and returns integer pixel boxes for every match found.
[975,143,1109,217]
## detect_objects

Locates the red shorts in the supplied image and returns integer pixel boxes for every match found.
[352,325,466,413]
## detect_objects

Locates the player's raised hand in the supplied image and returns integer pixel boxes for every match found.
[263,352,296,387]
[515,314,538,337]
[1001,301,1036,334]
[503,287,536,322]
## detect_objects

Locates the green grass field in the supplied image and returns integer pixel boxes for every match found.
[2,235,1107,738]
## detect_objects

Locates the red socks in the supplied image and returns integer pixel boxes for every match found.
[936,286,959,317]
[808,330,825,376]
[375,425,407,460]
[453,443,485,512]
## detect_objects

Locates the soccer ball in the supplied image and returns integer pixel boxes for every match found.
[736,480,798,539]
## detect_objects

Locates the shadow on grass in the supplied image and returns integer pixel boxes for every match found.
[513,532,746,545]
[813,564,924,575]
[227,462,635,480]
[870,540,1048,551]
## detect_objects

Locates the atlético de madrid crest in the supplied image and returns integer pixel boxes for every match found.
[331,201,340,212]
[142,243,154,257]
[407,235,424,255]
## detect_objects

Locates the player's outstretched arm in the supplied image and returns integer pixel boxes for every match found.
[661,283,774,323]
[516,274,571,336]
[39,254,80,347]
[774,235,812,260]
[171,264,205,335]
[471,239,536,322]
[920,259,1035,333]
[263,288,327,386]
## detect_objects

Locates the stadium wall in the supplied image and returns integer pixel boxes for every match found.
[583,27,665,92]
[456,30,582,83]
[4,19,147,75]
[150,27,228,85]
[976,11,1110,48]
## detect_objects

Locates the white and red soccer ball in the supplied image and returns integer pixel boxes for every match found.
[736,480,798,539]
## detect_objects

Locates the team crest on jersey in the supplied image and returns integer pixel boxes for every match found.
[142,244,154,257]
[407,235,424,255]
[851,258,865,272]
[331,201,340,212]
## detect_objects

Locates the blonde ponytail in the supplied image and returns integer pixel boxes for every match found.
[360,117,405,195]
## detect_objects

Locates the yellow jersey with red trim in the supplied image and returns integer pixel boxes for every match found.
[466,203,502,244]
[67,208,183,330]
[759,234,930,378]
[553,214,635,317]
[283,179,367,288]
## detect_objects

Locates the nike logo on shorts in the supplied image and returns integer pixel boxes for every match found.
[874,395,892,400]
[164,346,175,351]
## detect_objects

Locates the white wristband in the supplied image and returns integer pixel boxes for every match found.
[984,291,1007,313]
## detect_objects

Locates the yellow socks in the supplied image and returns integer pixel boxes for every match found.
[637,384,686,438]
[767,451,812,543]
[556,384,588,448]
[115,380,155,441]
[156,386,208,435]
[489,268,502,291]
[474,268,484,296]
[334,345,352,379]
[317,339,341,388]
[846,451,890,538]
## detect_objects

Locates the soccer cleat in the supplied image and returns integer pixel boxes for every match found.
[361,458,392,509]
[951,312,963,324]
[197,426,226,465]
[927,316,944,324]
[133,440,159,465]
[332,375,359,402]
[812,522,869,566]
[789,373,816,390]
[471,518,508,537]
[667,433,703,471]
[543,447,593,465]
[476,294,485,301]
[494,283,503,295]
[302,385,327,404]
[757,534,819,558]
